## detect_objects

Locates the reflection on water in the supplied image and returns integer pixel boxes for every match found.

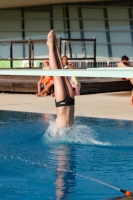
[0,110,133,200]
[54,145,76,200]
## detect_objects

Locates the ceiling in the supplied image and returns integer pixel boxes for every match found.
[0,0,114,9]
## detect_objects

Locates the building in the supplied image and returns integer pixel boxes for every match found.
[0,0,133,67]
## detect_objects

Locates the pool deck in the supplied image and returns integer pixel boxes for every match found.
[0,91,133,121]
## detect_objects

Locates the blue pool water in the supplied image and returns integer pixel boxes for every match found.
[0,110,133,200]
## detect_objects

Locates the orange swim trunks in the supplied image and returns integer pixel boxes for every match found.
[41,76,54,84]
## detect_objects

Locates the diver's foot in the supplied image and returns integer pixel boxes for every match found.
[50,93,55,97]
[36,93,47,97]
[42,93,47,97]
[46,30,55,47]
[36,93,42,97]
[36,93,40,96]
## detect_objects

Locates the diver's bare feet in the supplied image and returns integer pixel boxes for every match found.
[36,93,40,96]
[50,93,55,97]
[46,30,55,47]
[42,93,47,97]
[36,93,42,97]
[36,93,47,97]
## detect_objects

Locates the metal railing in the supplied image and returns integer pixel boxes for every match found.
[0,38,60,68]
[61,38,96,67]
[0,37,96,68]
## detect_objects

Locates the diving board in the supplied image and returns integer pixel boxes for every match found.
[0,68,133,78]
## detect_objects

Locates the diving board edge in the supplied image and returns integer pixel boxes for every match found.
[0,68,133,78]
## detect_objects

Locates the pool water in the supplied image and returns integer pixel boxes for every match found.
[0,110,133,200]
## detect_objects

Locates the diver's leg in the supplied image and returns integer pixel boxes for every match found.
[54,36,74,99]
[41,81,54,95]
[47,30,68,102]
[37,80,41,95]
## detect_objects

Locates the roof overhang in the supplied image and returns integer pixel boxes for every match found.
[0,0,114,9]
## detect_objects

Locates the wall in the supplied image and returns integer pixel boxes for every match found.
[0,1,133,68]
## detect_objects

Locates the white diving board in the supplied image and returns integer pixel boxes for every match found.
[0,68,133,78]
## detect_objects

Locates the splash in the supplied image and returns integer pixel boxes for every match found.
[41,114,133,147]
[44,119,111,146]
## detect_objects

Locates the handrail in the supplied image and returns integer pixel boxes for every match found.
[0,37,96,68]
[61,38,96,67]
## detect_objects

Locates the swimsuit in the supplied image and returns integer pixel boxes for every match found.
[41,76,54,84]
[40,77,54,90]
[55,95,75,107]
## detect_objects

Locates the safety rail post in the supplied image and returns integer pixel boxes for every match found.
[94,37,96,67]
[31,42,34,67]
[63,41,66,56]
[10,40,13,68]
[58,37,61,56]
[28,38,31,68]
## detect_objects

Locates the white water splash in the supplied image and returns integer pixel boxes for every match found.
[44,119,111,146]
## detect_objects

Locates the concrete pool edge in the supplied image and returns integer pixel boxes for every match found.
[0,92,132,121]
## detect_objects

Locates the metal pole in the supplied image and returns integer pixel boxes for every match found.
[10,40,13,68]
[58,37,61,56]
[63,42,66,56]
[28,38,31,68]
[31,42,34,67]
[94,37,96,67]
